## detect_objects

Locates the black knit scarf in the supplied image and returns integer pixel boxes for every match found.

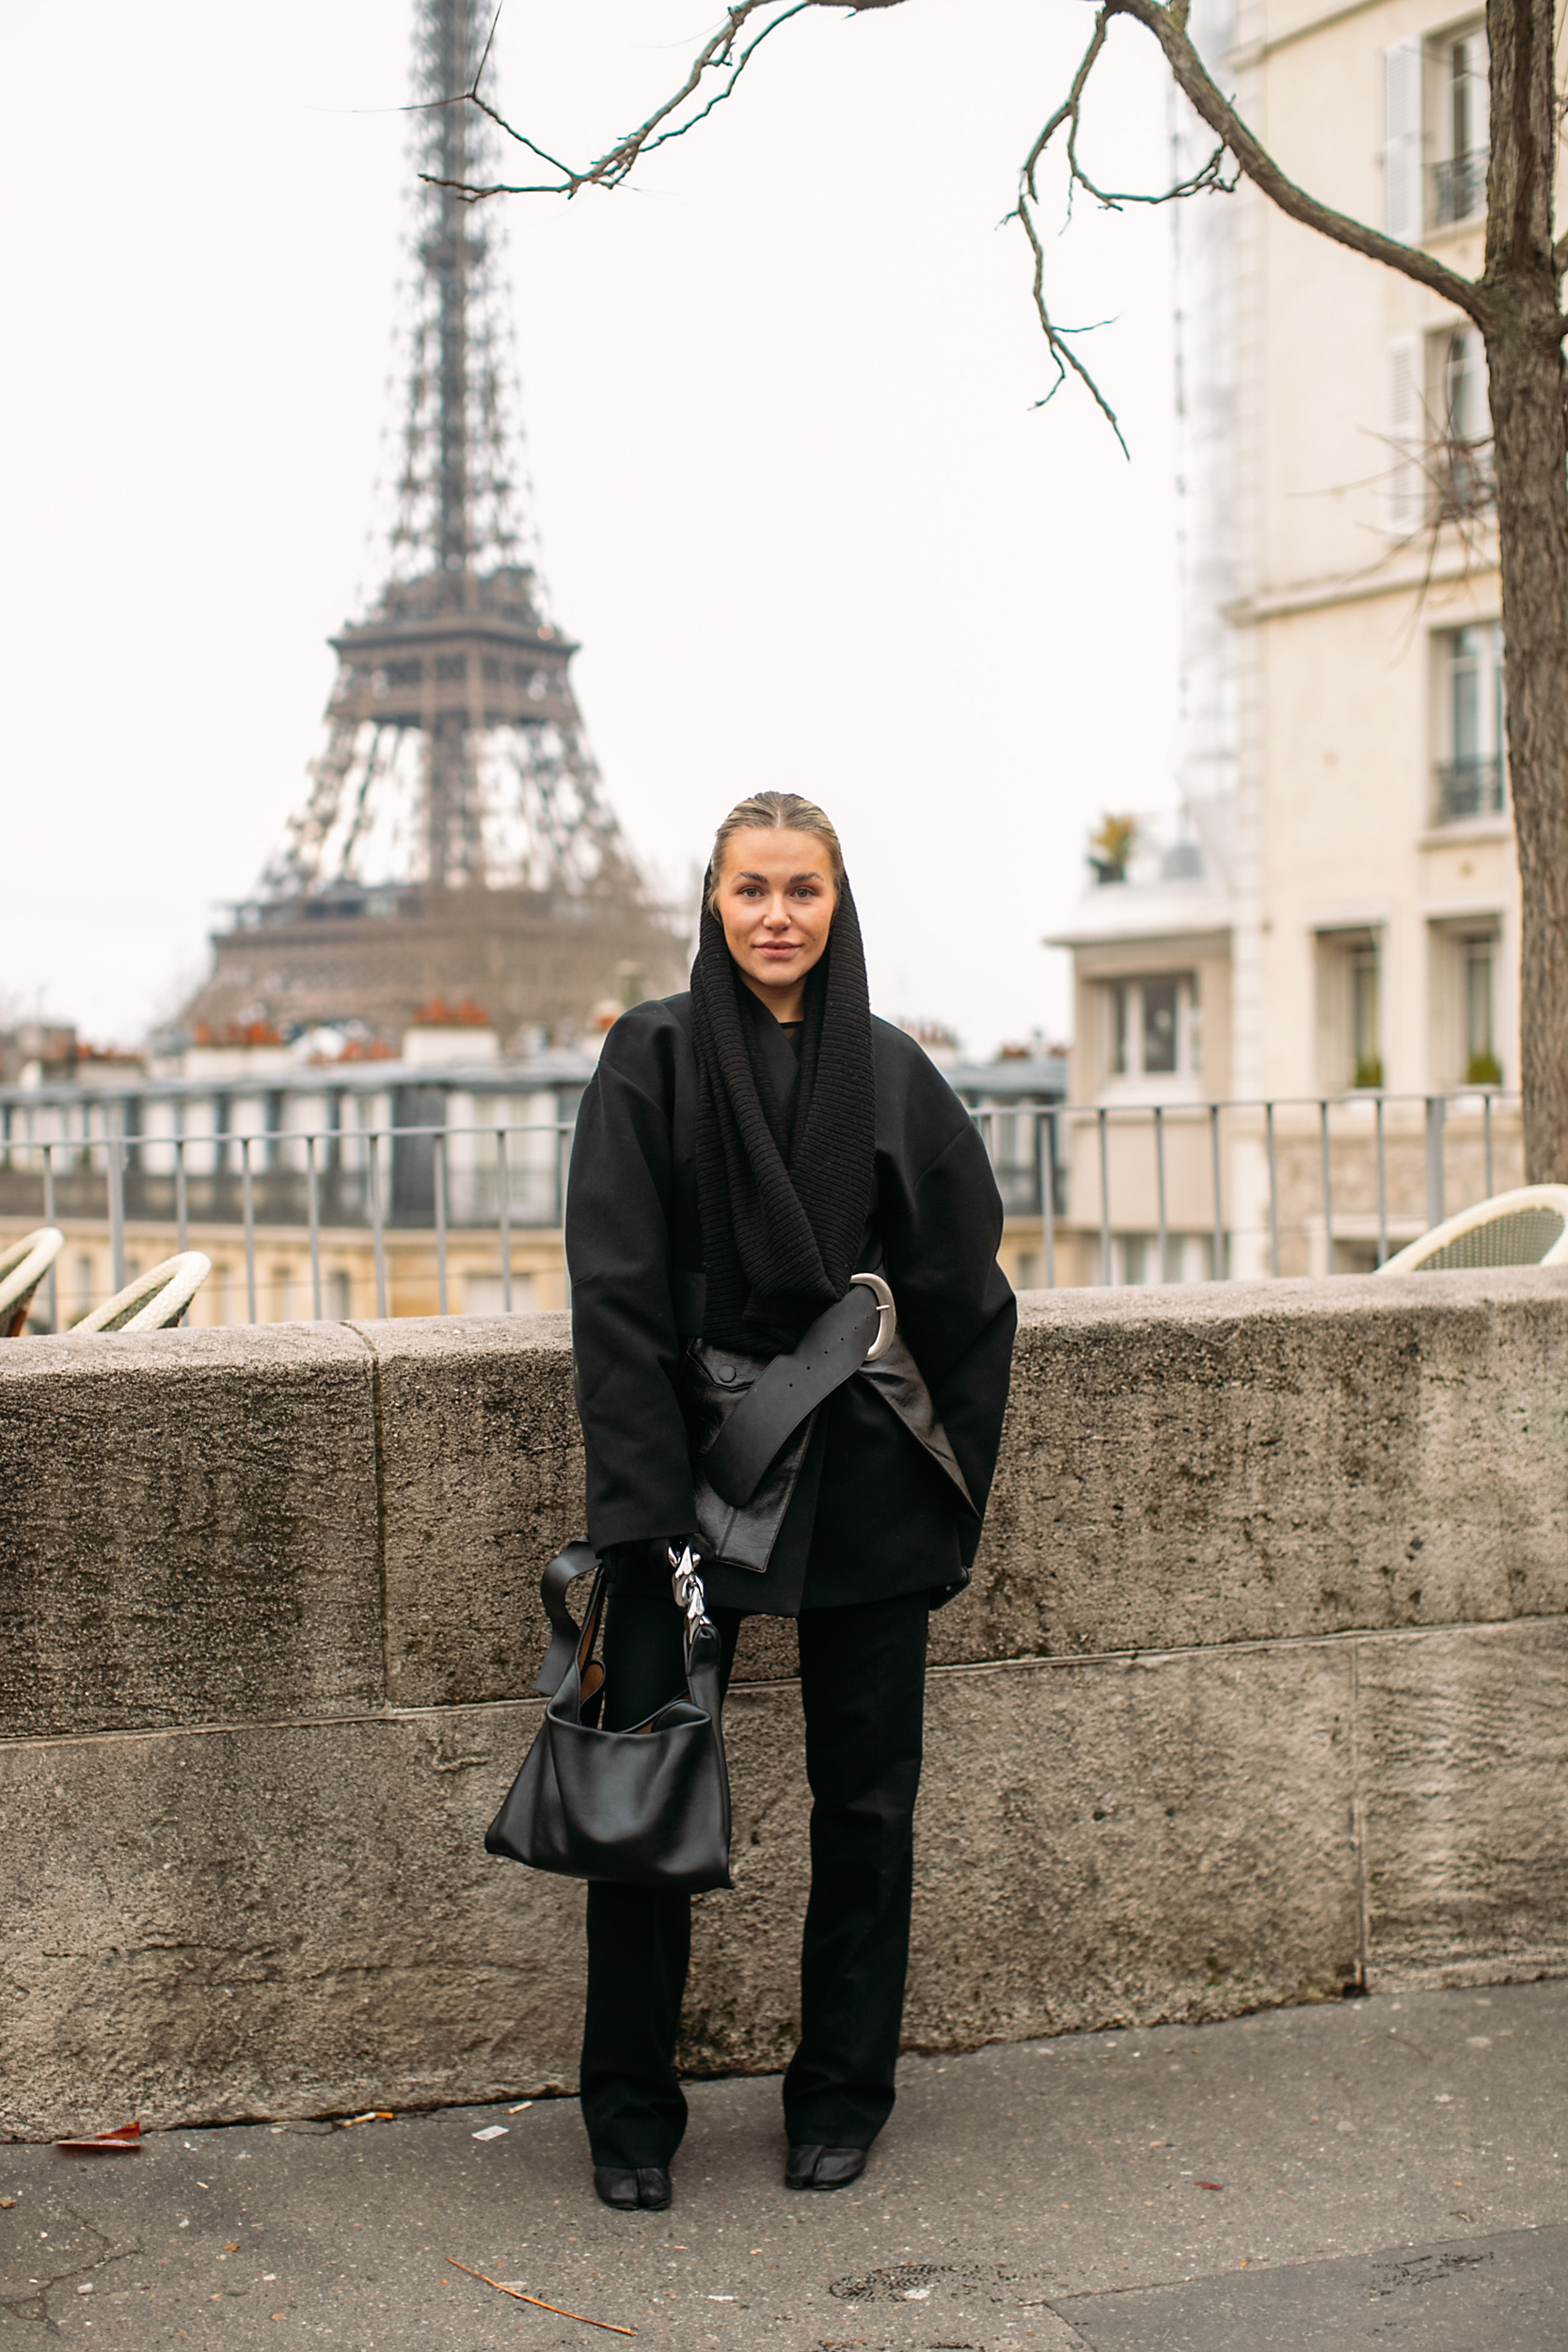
[689,874,877,1353]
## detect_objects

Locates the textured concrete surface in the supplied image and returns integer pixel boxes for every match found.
[1,1981,1563,2346]
[362,1312,583,1710]
[904,1644,1361,2048]
[0,1704,582,2141]
[964,1270,1568,1667]
[13,1618,1568,2137]
[1055,2226,1568,2346]
[0,1326,382,1739]
[1359,1617,1568,1987]
[8,1274,1568,1727]
[361,1271,1568,1692]
[6,1273,1568,2137]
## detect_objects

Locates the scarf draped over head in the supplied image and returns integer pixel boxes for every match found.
[689,869,877,1354]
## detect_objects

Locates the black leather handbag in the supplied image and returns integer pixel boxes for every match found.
[484,1540,733,1893]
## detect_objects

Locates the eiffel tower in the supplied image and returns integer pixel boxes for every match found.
[183,0,683,1049]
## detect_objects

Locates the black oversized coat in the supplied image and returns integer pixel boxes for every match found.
[565,993,1016,1615]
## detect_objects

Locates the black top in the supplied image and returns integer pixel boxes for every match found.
[565,992,1017,1613]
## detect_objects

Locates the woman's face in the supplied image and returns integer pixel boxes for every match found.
[714,826,838,1014]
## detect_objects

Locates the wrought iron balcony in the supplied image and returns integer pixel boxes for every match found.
[1436,755,1506,821]
[1431,151,1488,227]
[1431,437,1496,520]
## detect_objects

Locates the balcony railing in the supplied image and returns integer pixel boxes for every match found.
[1436,755,1506,821]
[1432,150,1487,226]
[0,1081,1527,1320]
[1430,437,1495,521]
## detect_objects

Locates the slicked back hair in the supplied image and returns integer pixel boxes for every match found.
[705,791,845,914]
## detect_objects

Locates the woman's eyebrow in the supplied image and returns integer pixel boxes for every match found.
[733,868,824,884]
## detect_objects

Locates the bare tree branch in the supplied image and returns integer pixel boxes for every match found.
[1109,0,1492,324]
[431,0,1501,401]
[1014,189,1131,454]
[1006,4,1237,454]
[423,1,852,203]
[1023,4,1233,216]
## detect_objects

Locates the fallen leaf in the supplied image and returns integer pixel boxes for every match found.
[1197,2182,1225,2191]
[55,2122,142,2154]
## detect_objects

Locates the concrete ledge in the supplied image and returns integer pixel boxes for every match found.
[4,1271,1567,2137]
[9,1273,1567,1737]
[7,1619,1565,2138]
[0,1326,383,1738]
[963,1270,1568,1666]
[358,1311,584,1709]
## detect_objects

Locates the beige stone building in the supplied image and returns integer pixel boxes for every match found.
[1051,0,1519,1281]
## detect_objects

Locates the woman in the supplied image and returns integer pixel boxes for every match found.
[565,790,1015,2212]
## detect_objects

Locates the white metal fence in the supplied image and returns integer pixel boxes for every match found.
[0,1077,1523,1324]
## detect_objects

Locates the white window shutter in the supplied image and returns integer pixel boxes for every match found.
[1386,336,1424,537]
[1384,38,1424,241]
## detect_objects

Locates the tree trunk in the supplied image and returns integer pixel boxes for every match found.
[1483,0,1568,1181]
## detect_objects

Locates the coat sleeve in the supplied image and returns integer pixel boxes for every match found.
[881,1092,1018,1568]
[564,1011,698,1552]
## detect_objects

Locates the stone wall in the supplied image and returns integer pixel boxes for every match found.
[3,1271,1566,2139]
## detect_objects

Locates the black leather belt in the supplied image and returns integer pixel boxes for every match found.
[702,1273,895,1510]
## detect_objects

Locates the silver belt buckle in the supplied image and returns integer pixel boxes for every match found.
[849,1271,896,1363]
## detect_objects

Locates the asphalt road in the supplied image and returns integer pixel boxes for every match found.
[3,1979,1565,2348]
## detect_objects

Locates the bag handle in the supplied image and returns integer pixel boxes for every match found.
[533,1537,718,1701]
[534,1538,600,1696]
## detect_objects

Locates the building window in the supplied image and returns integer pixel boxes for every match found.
[1464,935,1499,1083]
[70,1251,96,1324]
[1434,623,1506,820]
[1114,1232,1211,1285]
[325,1269,353,1319]
[1431,920,1503,1086]
[1104,974,1198,1082]
[1350,947,1382,1089]
[1432,28,1488,225]
[1384,26,1486,241]
[1316,930,1384,1091]
[1430,323,1493,516]
[464,1270,539,1315]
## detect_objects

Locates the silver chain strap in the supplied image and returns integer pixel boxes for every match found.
[669,1542,707,1630]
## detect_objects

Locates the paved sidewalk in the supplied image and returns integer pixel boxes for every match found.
[3,1979,1565,2347]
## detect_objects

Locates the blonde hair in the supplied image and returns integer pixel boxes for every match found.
[705,791,845,914]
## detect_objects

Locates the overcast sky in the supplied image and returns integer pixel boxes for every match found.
[1,1,1185,1057]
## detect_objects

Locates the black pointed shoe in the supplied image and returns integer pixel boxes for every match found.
[594,2165,673,2212]
[784,2144,868,2192]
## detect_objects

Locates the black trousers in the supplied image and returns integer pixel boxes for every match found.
[578,1584,930,2169]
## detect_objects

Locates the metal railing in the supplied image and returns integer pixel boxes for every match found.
[1435,755,1506,821]
[970,1088,1518,1289]
[0,1085,1524,1324]
[1431,150,1487,225]
[0,1114,576,1328]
